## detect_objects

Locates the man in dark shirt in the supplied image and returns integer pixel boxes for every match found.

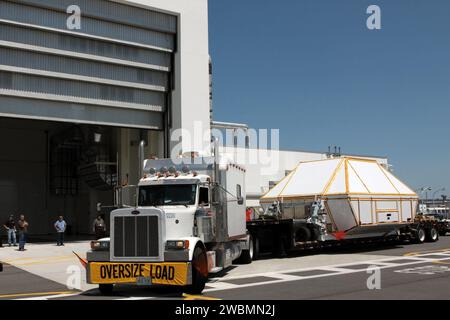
[3,215,17,247]
[93,215,106,240]
[17,215,29,251]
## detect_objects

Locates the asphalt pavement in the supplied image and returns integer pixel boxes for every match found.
[1,237,450,300]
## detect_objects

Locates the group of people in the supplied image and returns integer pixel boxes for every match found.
[2,214,108,250]
[2,214,29,251]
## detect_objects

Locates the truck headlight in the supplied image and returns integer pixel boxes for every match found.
[166,240,189,250]
[90,240,110,251]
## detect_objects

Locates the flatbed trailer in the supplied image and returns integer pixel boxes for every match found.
[247,216,445,259]
[248,157,446,258]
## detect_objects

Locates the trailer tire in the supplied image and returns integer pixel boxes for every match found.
[426,227,439,242]
[98,284,114,295]
[184,245,208,294]
[295,226,311,242]
[413,227,426,244]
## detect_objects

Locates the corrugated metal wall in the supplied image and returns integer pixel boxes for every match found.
[0,0,176,129]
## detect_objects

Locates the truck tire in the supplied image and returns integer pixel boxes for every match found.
[413,227,426,244]
[236,235,254,264]
[184,245,208,294]
[98,284,114,295]
[253,236,260,261]
[426,227,439,242]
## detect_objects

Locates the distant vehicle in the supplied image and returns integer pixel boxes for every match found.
[426,207,450,218]
[421,205,450,235]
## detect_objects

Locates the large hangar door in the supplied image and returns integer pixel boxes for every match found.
[0,0,176,129]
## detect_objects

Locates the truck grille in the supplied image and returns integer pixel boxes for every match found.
[113,216,159,258]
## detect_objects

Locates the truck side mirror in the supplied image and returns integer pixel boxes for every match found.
[237,197,244,205]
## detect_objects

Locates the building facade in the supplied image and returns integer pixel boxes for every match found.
[0,0,210,235]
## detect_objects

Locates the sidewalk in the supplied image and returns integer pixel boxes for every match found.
[0,241,96,292]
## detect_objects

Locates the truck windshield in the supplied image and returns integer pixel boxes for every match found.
[138,184,197,206]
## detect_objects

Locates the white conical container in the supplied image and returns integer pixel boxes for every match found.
[260,157,418,239]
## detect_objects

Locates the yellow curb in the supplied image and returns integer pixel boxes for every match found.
[182,293,221,300]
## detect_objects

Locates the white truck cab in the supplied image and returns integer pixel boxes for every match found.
[86,146,253,295]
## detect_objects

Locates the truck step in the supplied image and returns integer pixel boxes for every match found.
[209,267,223,274]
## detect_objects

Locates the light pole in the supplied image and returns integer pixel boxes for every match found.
[432,187,446,206]
[416,187,432,205]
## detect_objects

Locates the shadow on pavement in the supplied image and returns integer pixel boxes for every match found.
[81,284,185,299]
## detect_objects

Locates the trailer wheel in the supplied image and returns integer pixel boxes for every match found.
[426,227,439,242]
[184,245,208,294]
[98,284,114,295]
[413,227,426,244]
[295,226,311,242]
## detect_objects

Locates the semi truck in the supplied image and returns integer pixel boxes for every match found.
[85,140,252,294]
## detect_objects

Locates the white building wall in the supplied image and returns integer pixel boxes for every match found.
[121,0,211,154]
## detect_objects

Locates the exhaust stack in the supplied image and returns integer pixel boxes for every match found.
[139,140,145,179]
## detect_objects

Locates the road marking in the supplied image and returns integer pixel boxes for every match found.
[0,291,76,299]
[183,293,221,300]
[266,273,304,281]
[394,265,450,275]
[0,255,78,265]
[206,282,240,291]
[116,297,156,301]
[14,256,78,266]
[210,256,425,282]
[432,260,450,266]
[404,248,450,256]
[19,292,81,300]
[204,256,446,294]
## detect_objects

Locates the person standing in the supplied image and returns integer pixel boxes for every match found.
[3,215,17,247]
[17,215,29,251]
[93,215,106,240]
[54,216,67,246]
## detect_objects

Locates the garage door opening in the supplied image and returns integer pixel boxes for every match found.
[0,117,160,240]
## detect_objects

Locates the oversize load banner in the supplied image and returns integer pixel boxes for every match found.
[89,262,190,285]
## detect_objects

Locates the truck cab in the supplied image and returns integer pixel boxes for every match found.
[86,153,253,295]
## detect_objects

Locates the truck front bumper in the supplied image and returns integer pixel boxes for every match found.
[87,261,192,286]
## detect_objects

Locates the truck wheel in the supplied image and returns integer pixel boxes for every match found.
[184,246,208,294]
[236,235,254,264]
[253,236,260,261]
[426,227,439,242]
[98,284,114,295]
[413,227,426,244]
[295,226,311,242]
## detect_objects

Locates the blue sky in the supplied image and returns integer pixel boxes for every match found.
[208,0,450,196]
